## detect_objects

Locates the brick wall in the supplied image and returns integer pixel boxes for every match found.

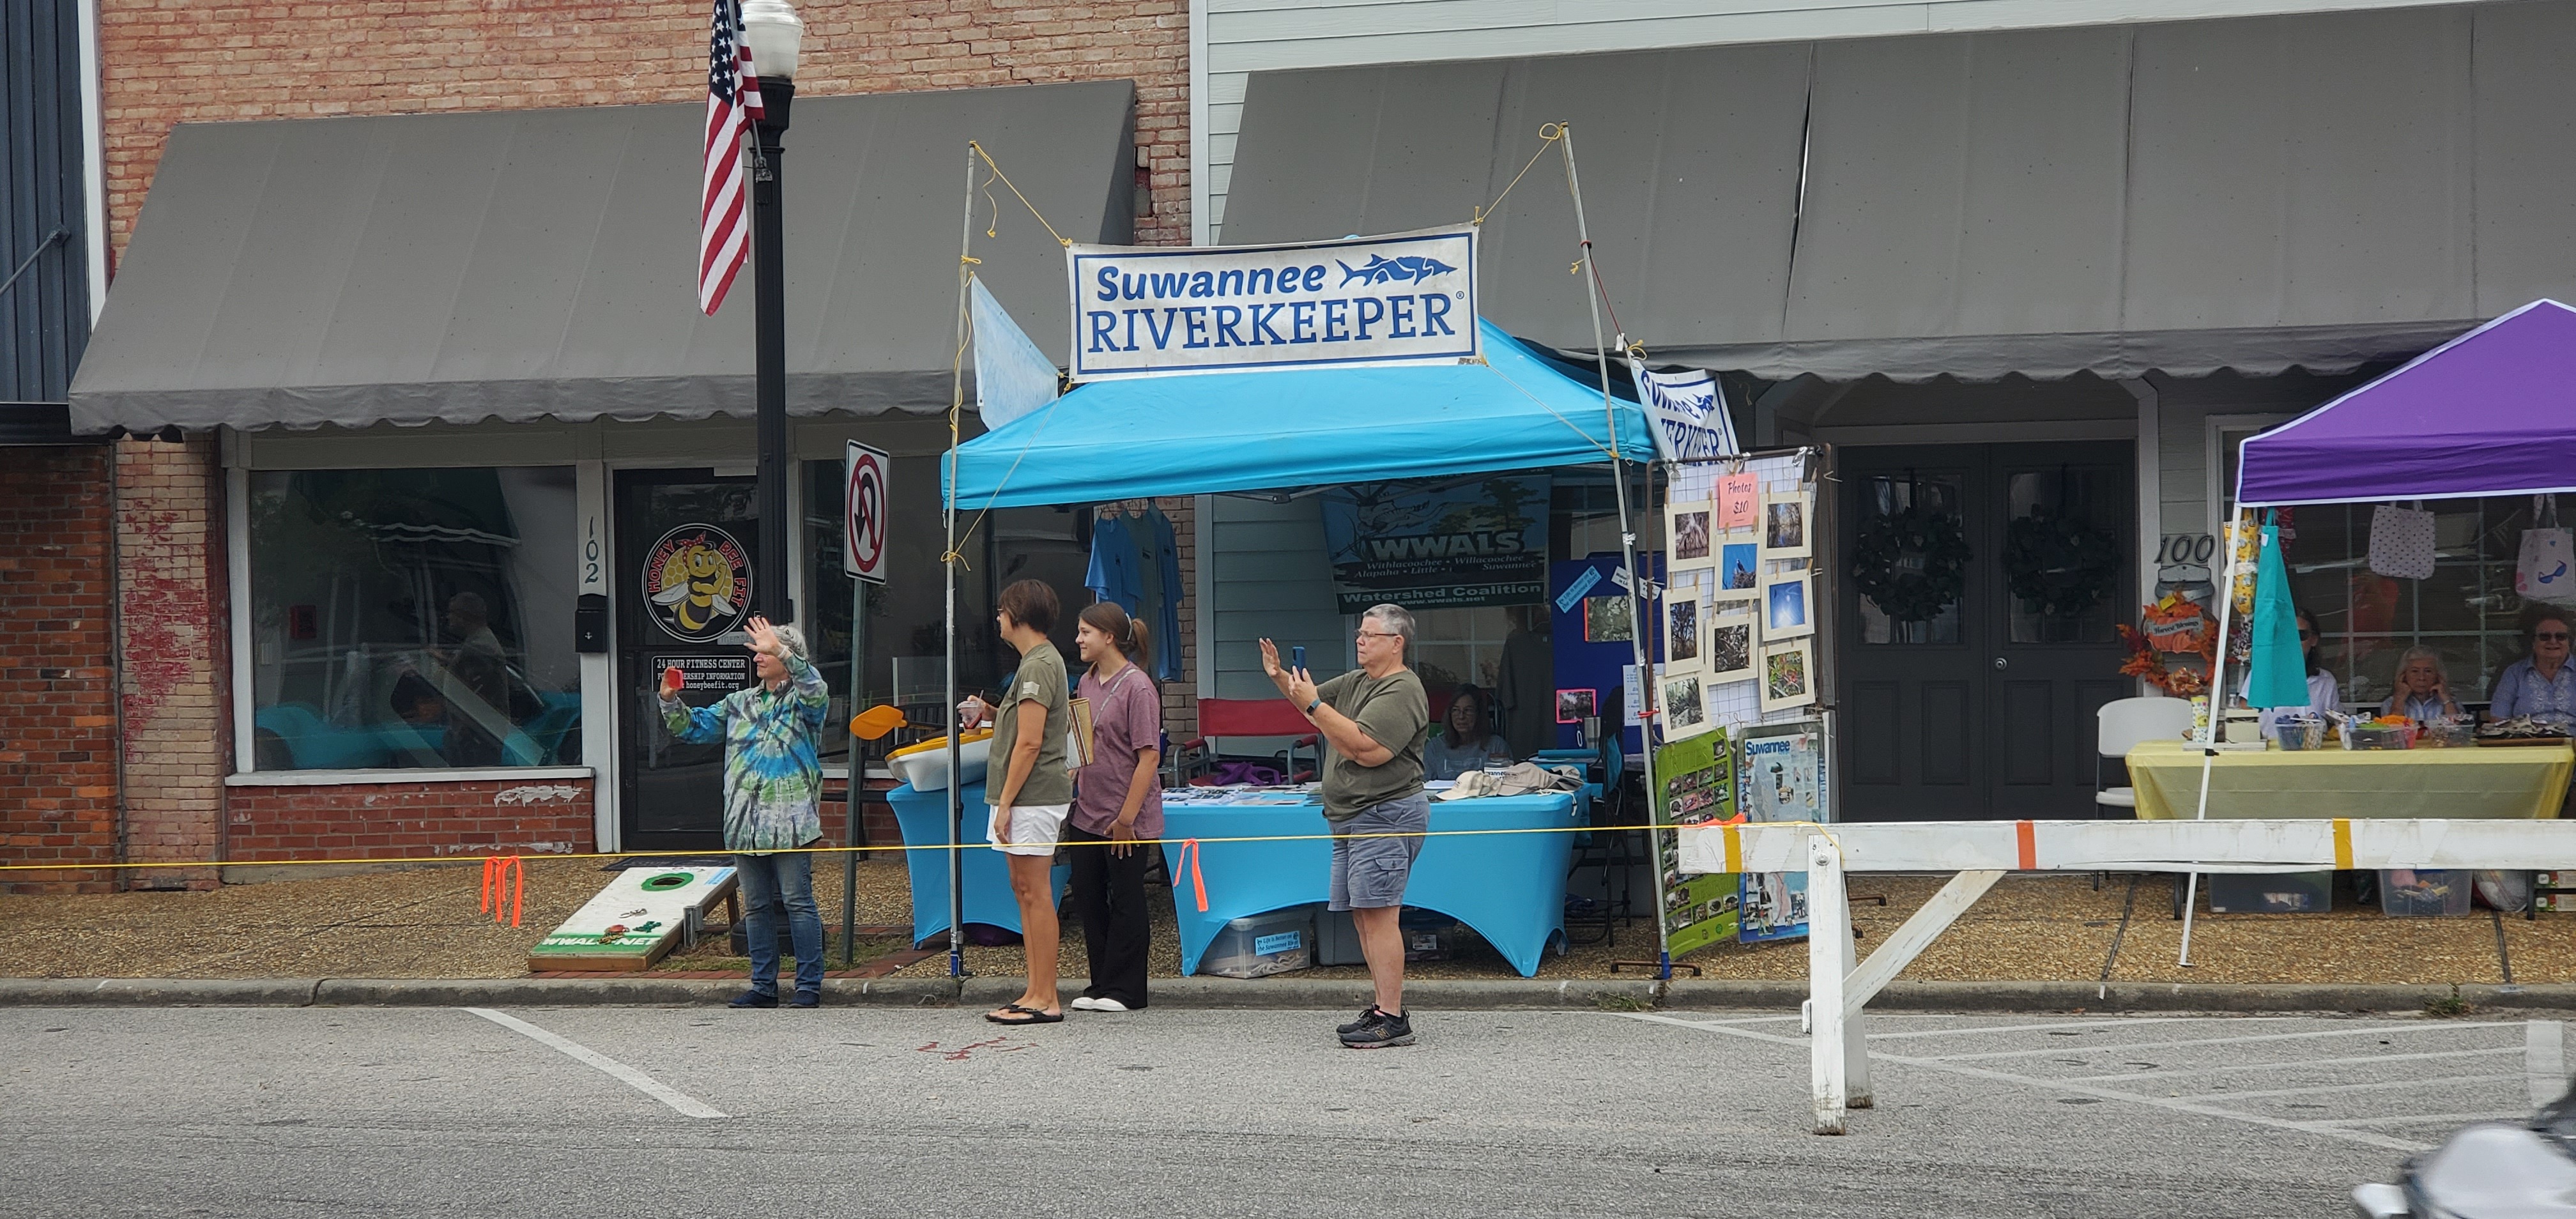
[226,778,595,861]
[94,1,1200,872]
[116,435,226,889]
[96,0,1192,263]
[0,447,119,894]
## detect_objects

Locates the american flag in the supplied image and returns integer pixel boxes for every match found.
[699,0,765,315]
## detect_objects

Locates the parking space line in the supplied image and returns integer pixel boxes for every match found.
[2177,1073,2524,1103]
[1915,1022,2519,1064]
[2317,1110,2529,1129]
[2527,1020,2567,1108]
[1620,1013,2435,1153]
[2071,1046,2523,1083]
[466,1008,726,1120]
[1866,1016,2250,1041]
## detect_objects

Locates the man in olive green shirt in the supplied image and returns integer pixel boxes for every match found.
[1261,602,1430,1049]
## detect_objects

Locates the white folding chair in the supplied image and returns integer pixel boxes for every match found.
[2096,696,2195,816]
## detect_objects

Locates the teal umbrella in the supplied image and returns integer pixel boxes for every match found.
[2243,514,2308,708]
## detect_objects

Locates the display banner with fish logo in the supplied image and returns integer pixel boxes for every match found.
[641,523,752,643]
[1629,359,1740,463]
[1067,227,1478,380]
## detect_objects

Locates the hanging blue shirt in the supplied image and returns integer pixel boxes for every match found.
[1141,508,1184,681]
[1087,513,1142,613]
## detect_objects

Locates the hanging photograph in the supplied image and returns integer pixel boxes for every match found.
[1706,601,1755,685]
[1717,540,1760,597]
[1583,594,1633,643]
[1554,687,1598,724]
[1761,638,1817,712]
[1763,572,1814,641]
[1661,671,1714,740]
[1763,493,1813,560]
[1666,498,1713,564]
[1664,592,1703,675]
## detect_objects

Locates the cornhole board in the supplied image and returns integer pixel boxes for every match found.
[528,866,739,972]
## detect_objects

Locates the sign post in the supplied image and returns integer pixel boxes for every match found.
[842,441,889,965]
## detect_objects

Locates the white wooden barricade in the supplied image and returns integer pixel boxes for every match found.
[1676,818,2576,1135]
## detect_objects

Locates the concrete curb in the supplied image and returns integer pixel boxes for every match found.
[4,975,2574,1013]
[0,977,324,1007]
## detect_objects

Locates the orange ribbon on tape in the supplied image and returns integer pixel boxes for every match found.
[1176,838,1208,912]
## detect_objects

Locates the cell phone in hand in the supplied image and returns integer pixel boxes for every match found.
[661,666,685,696]
[1291,646,1307,674]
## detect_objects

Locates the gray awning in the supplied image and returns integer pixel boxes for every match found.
[1220,2,2576,382]
[69,80,1135,433]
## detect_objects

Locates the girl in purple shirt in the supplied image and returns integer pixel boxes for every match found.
[1067,601,1163,1013]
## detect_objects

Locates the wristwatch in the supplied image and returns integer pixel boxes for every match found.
[1305,697,1322,716]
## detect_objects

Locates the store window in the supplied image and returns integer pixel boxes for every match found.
[247,468,581,770]
[2273,496,2539,709]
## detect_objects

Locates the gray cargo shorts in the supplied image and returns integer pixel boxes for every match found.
[1327,792,1430,912]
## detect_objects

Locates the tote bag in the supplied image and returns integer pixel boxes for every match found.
[2520,498,2576,606]
[2368,504,2437,581]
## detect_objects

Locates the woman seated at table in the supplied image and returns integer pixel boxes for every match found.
[1422,684,1510,781]
[2488,613,2576,729]
[2250,609,2340,738]
[2381,646,2464,722]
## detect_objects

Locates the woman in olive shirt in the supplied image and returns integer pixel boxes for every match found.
[969,579,1076,1025]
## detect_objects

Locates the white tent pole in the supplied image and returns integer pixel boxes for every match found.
[1558,123,1675,974]
[2178,511,2244,967]
[943,145,974,979]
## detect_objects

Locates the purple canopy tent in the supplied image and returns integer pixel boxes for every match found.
[2237,300,2576,507]
[2175,300,2576,965]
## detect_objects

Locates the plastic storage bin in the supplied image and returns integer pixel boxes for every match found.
[1197,909,1314,977]
[2381,869,2474,917]
[2208,871,2332,913]
[1315,907,1365,967]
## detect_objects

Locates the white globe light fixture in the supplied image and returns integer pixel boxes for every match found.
[740,0,802,81]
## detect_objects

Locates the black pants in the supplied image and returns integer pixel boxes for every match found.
[1065,822,1152,1008]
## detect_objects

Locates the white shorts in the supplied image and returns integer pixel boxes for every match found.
[988,804,1070,857]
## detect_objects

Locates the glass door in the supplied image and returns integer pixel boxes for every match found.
[616,470,761,852]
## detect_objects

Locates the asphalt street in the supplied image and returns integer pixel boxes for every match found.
[2,1004,2556,1218]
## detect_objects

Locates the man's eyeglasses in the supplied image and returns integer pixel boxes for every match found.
[1356,630,1402,641]
[2540,632,2572,643]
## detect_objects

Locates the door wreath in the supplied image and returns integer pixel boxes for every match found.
[1850,503,1970,624]
[2004,506,2122,619]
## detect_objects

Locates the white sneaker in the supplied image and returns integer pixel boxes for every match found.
[1071,996,1130,1013]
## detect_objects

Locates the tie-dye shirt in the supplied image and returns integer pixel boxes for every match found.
[662,653,831,853]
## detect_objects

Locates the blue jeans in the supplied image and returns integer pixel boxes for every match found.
[734,851,824,996]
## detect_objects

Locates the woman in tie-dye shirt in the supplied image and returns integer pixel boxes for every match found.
[661,615,832,1007]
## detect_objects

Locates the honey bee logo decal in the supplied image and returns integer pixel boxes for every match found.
[642,525,752,641]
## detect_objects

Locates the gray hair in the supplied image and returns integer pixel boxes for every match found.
[2395,645,2446,682]
[772,624,810,662]
[1363,603,1415,654]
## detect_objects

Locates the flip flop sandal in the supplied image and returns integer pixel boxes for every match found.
[984,1003,1064,1025]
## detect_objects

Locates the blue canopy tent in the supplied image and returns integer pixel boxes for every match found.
[947,318,1655,507]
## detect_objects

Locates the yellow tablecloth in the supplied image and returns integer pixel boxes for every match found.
[2126,738,2572,820]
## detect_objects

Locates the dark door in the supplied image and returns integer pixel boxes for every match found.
[617,470,762,852]
[1837,442,2134,821]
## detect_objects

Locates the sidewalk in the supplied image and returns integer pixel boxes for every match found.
[2,856,2563,1001]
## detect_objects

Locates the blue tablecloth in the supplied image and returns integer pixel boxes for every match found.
[1160,792,1579,977]
[884,781,1070,950]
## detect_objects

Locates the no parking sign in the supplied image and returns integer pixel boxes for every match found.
[843,441,889,584]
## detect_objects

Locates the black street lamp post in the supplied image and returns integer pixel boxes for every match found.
[743,0,803,625]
